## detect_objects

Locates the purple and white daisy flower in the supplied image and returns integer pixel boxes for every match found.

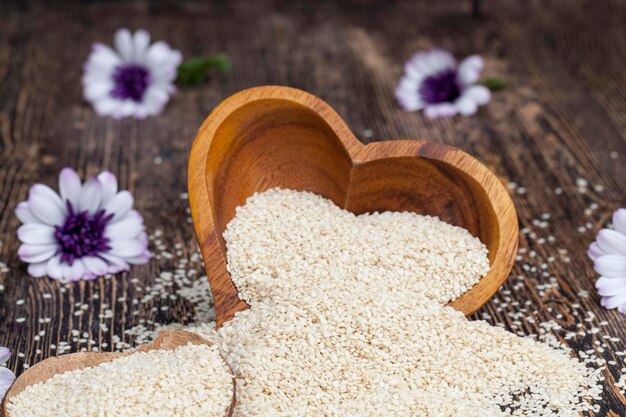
[16,168,150,281]
[0,347,15,400]
[82,28,182,119]
[588,208,626,313]
[395,49,491,118]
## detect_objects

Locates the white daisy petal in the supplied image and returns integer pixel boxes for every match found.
[20,249,57,265]
[404,52,429,78]
[396,76,420,97]
[60,263,73,281]
[601,292,626,309]
[395,78,424,112]
[27,262,49,278]
[78,178,103,213]
[425,49,456,75]
[594,255,626,278]
[454,86,490,116]
[144,83,170,105]
[454,95,478,116]
[106,211,144,239]
[124,251,151,265]
[424,103,457,119]
[66,261,87,282]
[18,243,57,257]
[0,347,10,363]
[114,28,134,62]
[85,43,121,73]
[588,242,606,261]
[59,167,82,207]
[17,224,56,245]
[613,208,626,235]
[0,366,16,398]
[15,201,38,224]
[82,256,109,277]
[457,55,484,86]
[596,276,626,296]
[406,49,455,80]
[46,255,64,280]
[97,172,118,204]
[83,80,114,102]
[83,70,114,86]
[596,229,626,256]
[104,191,134,220]
[93,97,120,117]
[28,184,66,225]
[133,29,151,60]
[145,42,183,81]
[112,100,139,119]
[462,85,491,105]
[100,253,130,274]
[18,244,57,264]
[134,86,169,117]
[108,238,148,258]
[396,95,424,112]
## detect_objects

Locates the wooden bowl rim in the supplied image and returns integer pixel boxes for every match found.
[3,330,236,417]
[189,85,519,326]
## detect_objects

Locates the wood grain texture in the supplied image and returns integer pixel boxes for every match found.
[0,0,624,415]
[188,86,518,326]
[2,330,236,417]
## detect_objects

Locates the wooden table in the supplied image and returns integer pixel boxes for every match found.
[0,1,624,415]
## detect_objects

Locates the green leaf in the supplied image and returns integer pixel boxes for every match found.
[176,55,231,86]
[481,77,506,91]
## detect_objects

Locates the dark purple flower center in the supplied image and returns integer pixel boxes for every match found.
[419,69,461,104]
[54,201,113,265]
[110,64,151,102]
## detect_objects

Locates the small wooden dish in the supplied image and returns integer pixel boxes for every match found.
[2,330,236,417]
[189,86,519,328]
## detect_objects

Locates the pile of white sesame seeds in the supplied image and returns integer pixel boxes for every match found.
[6,343,234,417]
[190,188,601,416]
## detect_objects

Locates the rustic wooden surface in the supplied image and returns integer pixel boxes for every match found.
[0,0,624,415]
[188,86,518,327]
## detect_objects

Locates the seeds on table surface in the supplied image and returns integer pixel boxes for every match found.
[190,188,600,416]
[6,343,234,417]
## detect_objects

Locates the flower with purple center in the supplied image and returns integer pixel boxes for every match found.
[16,168,150,281]
[82,28,182,119]
[588,208,626,314]
[0,347,15,401]
[395,49,491,118]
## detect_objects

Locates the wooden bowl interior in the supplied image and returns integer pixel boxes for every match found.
[206,99,353,256]
[190,86,518,326]
[347,156,498,264]
[206,99,498,266]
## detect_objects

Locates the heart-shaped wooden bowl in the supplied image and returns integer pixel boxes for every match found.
[2,330,236,417]
[189,86,519,328]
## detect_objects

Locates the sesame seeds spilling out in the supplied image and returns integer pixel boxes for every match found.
[6,343,234,417]
[191,189,601,416]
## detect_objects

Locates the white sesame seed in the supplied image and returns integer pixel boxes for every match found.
[7,344,233,416]
[187,189,601,415]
